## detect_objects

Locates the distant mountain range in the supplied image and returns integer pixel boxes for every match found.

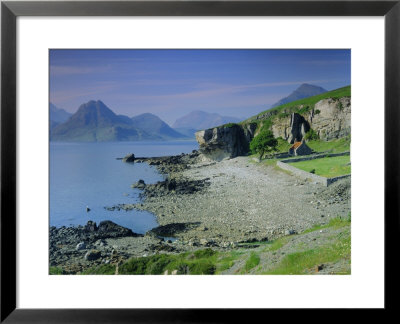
[172,110,241,134]
[52,86,330,142]
[50,100,188,142]
[131,113,186,140]
[50,103,72,132]
[50,103,72,123]
[270,83,327,108]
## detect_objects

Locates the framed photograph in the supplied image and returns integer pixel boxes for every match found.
[1,0,398,321]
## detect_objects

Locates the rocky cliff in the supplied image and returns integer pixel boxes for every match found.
[196,96,350,160]
[271,113,310,144]
[195,123,257,161]
[309,97,351,140]
[271,97,351,142]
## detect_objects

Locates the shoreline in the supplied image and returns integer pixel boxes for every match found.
[50,150,351,274]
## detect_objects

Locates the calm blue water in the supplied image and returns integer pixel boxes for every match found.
[50,141,199,234]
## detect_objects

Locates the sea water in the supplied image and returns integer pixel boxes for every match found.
[50,141,199,234]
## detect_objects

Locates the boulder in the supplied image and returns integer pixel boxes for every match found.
[97,220,137,238]
[76,242,86,251]
[195,123,257,161]
[285,229,296,236]
[84,249,101,261]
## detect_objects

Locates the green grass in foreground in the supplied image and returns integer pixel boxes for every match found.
[241,252,260,274]
[288,155,350,177]
[119,248,218,275]
[82,264,116,275]
[79,216,351,275]
[49,266,65,275]
[302,215,351,234]
[262,237,290,252]
[216,251,243,273]
[264,231,351,275]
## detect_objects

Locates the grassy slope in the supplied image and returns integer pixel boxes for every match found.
[244,85,351,124]
[288,155,351,177]
[62,216,350,276]
[307,136,351,153]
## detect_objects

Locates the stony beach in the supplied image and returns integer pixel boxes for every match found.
[130,152,351,245]
[50,151,351,274]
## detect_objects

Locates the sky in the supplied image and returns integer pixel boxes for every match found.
[49,49,351,125]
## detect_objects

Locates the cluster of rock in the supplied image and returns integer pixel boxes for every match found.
[50,220,141,248]
[138,176,210,198]
[49,220,144,273]
[134,150,201,174]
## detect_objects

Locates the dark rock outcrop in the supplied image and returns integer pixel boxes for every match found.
[289,113,310,144]
[147,222,201,237]
[140,177,210,198]
[50,220,141,248]
[122,153,135,162]
[134,150,200,174]
[195,123,257,160]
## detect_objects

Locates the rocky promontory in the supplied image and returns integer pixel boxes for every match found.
[195,94,351,160]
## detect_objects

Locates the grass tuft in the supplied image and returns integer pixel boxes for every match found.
[82,264,116,275]
[241,252,260,273]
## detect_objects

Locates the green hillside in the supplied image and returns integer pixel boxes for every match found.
[243,85,351,125]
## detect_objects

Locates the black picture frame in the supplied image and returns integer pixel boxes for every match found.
[1,0,399,322]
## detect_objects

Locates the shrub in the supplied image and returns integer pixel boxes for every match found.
[258,119,273,132]
[304,128,319,141]
[188,261,216,274]
[298,105,311,115]
[314,109,321,115]
[194,248,216,259]
[119,257,150,274]
[250,130,278,159]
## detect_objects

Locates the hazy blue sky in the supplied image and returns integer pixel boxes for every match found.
[50,49,350,125]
